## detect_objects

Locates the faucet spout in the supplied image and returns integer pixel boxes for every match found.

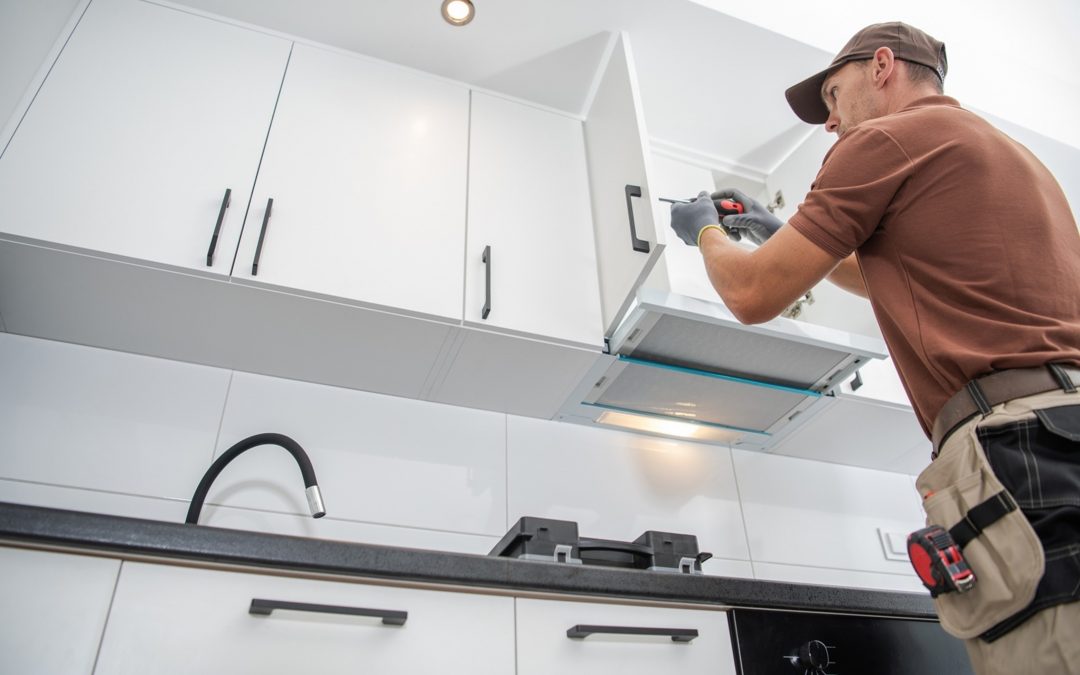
[185,432,325,525]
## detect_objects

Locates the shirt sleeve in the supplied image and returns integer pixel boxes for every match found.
[787,125,914,259]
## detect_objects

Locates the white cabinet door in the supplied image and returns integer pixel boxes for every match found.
[0,0,290,275]
[516,598,735,675]
[584,33,664,337]
[0,547,120,675]
[0,333,230,501]
[465,92,602,347]
[95,562,516,675]
[202,371,507,538]
[231,42,469,321]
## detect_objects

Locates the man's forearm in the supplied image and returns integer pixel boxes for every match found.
[698,226,842,324]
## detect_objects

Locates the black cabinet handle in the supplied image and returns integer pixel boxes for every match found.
[567,624,697,643]
[249,598,407,626]
[251,198,273,276]
[206,188,232,267]
[481,245,491,319]
[624,184,650,253]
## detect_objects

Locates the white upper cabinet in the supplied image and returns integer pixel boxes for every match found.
[466,92,602,347]
[231,42,469,322]
[584,33,664,339]
[0,0,290,275]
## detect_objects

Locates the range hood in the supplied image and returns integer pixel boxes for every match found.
[558,288,887,448]
[563,32,887,448]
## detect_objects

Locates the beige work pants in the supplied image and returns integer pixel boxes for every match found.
[964,600,1080,675]
[920,389,1080,675]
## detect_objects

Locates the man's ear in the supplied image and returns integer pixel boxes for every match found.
[872,46,896,89]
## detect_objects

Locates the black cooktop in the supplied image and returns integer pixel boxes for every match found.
[489,516,713,574]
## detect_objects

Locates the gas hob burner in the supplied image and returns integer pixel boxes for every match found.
[489,517,713,574]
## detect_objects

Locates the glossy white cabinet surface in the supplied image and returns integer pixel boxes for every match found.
[508,416,752,574]
[95,562,516,675]
[466,91,602,347]
[427,328,604,419]
[733,449,924,585]
[516,598,735,675]
[204,371,507,536]
[768,393,931,474]
[0,0,290,274]
[584,33,662,335]
[0,334,230,500]
[232,42,469,321]
[0,547,120,675]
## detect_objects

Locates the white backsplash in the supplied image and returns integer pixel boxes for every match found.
[0,333,925,591]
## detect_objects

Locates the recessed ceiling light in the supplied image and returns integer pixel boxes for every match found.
[441,0,475,26]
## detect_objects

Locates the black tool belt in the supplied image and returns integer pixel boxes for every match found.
[932,363,1080,457]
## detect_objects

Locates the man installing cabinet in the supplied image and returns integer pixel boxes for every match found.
[668,21,1080,675]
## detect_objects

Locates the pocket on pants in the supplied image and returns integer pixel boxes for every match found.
[981,405,1080,514]
[917,425,1045,639]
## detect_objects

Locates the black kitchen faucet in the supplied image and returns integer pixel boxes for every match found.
[185,432,325,525]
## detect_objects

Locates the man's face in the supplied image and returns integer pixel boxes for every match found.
[821,60,884,137]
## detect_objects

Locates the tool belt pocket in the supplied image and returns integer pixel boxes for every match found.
[916,422,1045,639]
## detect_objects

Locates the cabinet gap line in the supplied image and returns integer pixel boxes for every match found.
[228,41,295,279]
[89,558,124,675]
[0,0,94,162]
[461,88,474,324]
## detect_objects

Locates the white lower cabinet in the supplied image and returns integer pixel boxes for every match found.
[0,547,120,675]
[94,562,516,675]
[516,597,735,675]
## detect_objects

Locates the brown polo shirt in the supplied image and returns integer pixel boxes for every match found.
[788,95,1080,435]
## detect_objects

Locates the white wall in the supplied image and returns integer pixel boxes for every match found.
[0,334,925,592]
[0,0,84,134]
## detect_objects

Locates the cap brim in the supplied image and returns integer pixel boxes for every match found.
[785,68,831,125]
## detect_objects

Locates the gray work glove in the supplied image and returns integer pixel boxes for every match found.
[710,188,783,246]
[670,191,726,247]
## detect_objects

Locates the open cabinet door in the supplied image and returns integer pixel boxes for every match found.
[583,33,665,343]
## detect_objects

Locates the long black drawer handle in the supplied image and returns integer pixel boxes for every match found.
[481,245,492,319]
[251,197,273,276]
[249,598,407,626]
[567,624,697,643]
[624,184,650,253]
[206,188,232,267]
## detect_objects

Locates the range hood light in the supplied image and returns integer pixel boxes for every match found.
[597,410,703,439]
[441,0,475,26]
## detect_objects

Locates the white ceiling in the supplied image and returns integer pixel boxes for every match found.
[170,0,834,175]
[690,0,1080,151]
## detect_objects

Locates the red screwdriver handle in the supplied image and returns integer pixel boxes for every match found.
[716,199,744,216]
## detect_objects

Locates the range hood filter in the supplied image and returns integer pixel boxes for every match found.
[585,357,820,434]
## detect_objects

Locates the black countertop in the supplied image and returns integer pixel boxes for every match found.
[0,501,935,618]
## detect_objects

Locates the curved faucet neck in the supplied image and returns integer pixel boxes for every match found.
[185,432,323,525]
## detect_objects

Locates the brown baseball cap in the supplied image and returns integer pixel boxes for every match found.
[785,22,947,124]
